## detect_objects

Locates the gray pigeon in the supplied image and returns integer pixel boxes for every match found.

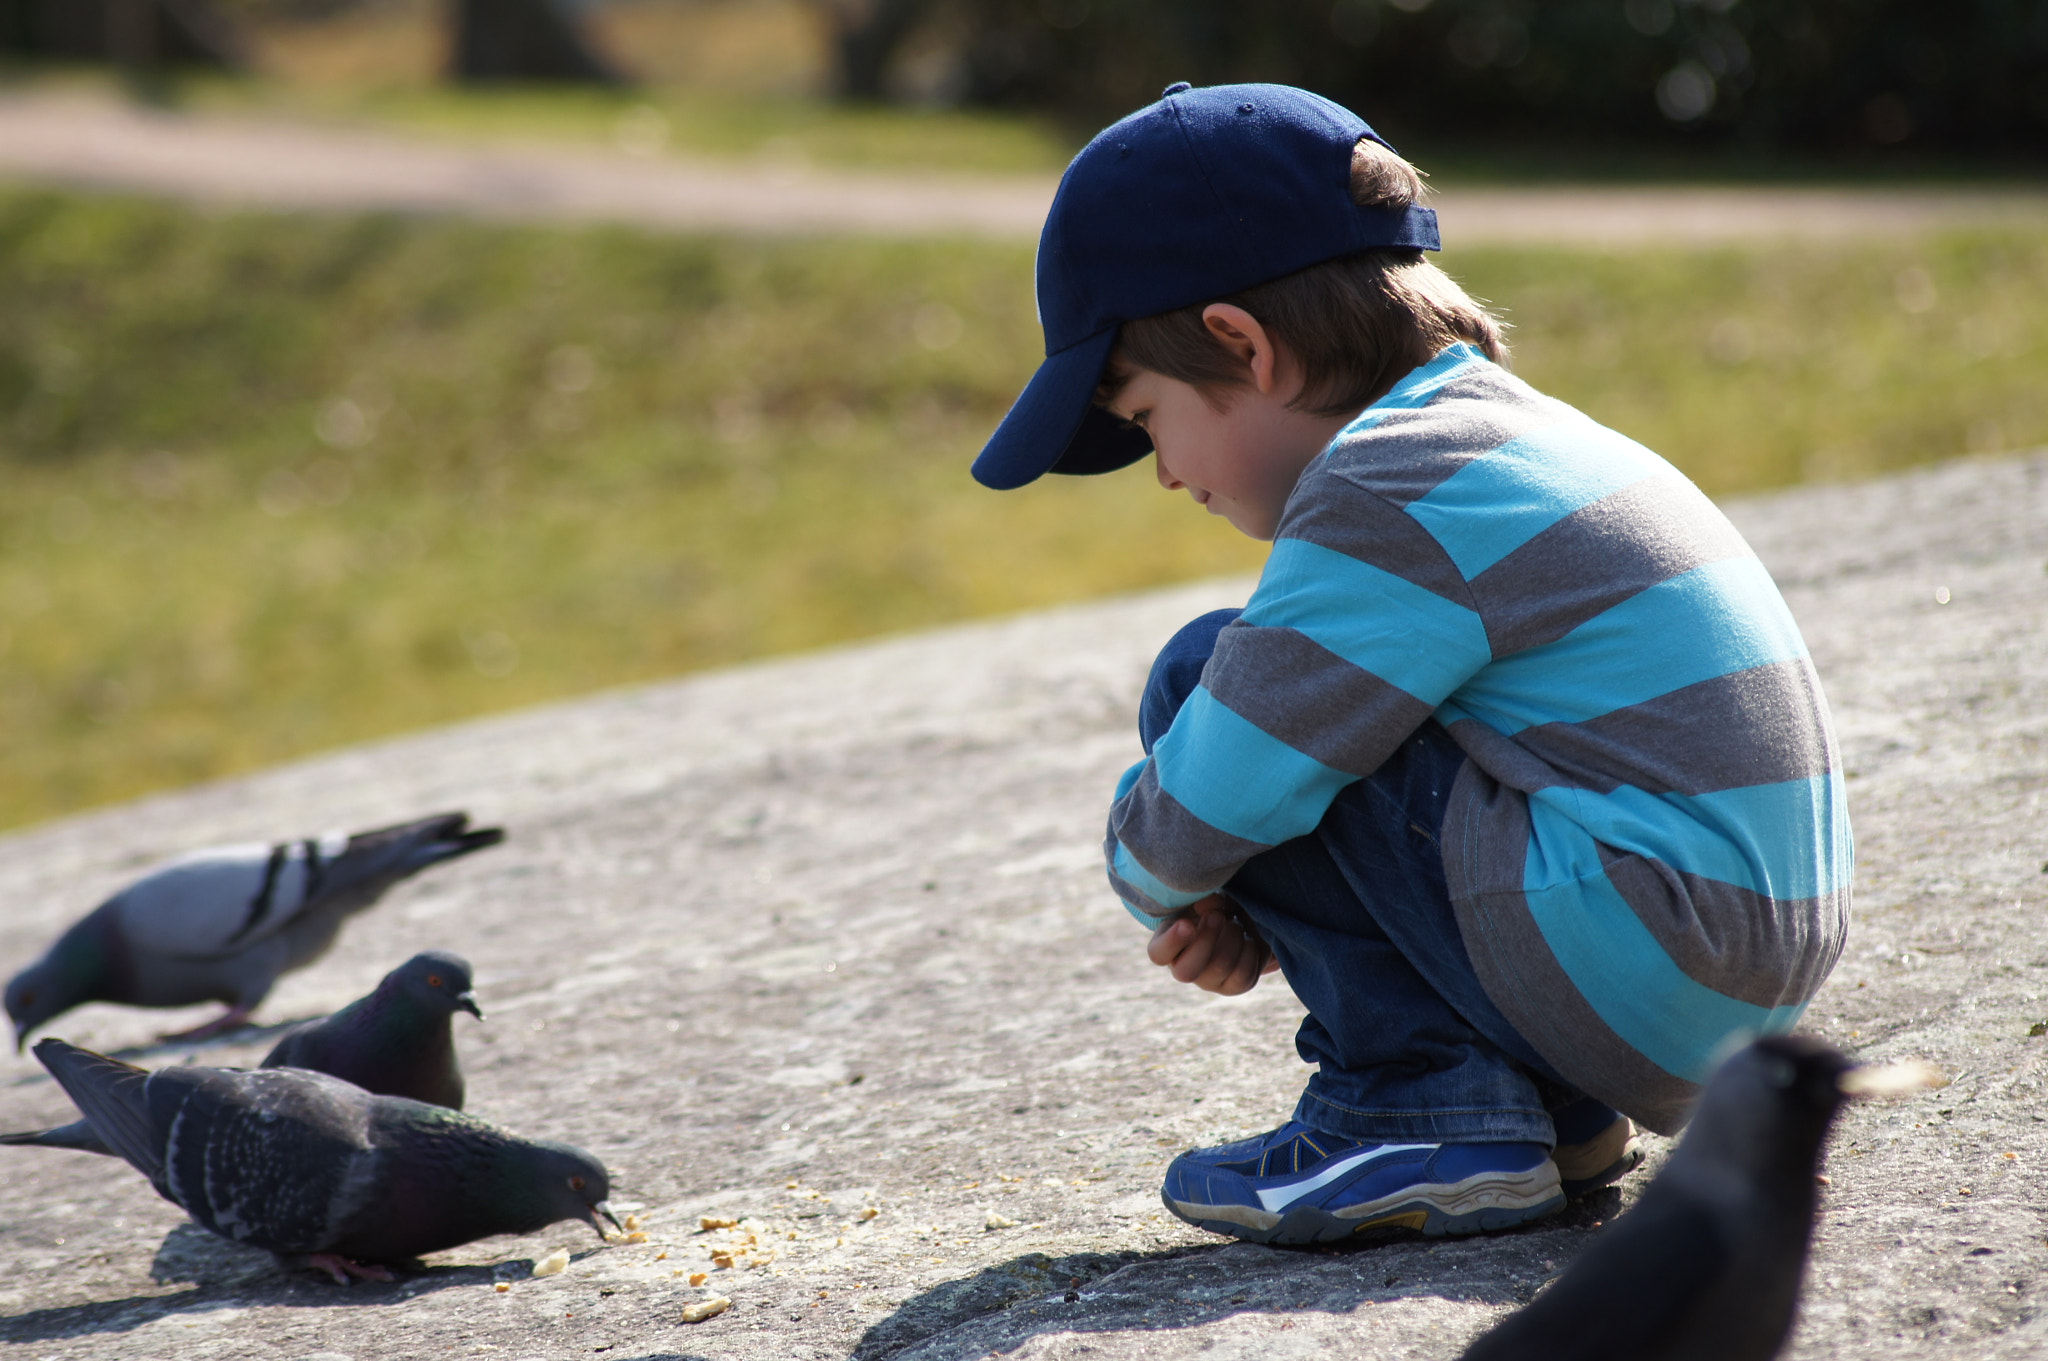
[23,1037,618,1283]
[1,949,484,1155]
[1458,1035,1856,1361]
[262,949,482,1108]
[5,812,503,1048]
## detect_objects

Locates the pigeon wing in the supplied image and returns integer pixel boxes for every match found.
[30,1038,166,1180]
[108,837,348,962]
[154,1067,379,1255]
[1461,1192,1732,1361]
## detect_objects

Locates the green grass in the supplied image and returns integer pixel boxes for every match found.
[1,186,2043,833]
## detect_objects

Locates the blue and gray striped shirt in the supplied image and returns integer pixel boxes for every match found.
[1105,343,1851,1133]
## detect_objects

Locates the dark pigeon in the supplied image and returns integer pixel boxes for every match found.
[1458,1034,1857,1361]
[262,949,482,1109]
[21,1037,618,1283]
[2,950,484,1155]
[5,812,503,1047]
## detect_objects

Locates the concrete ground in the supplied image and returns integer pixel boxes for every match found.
[3,88,2046,243]
[0,448,2043,1360]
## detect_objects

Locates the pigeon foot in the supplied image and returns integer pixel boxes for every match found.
[303,1253,397,1285]
[156,1007,257,1044]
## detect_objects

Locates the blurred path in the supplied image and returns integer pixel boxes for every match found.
[3,88,2045,242]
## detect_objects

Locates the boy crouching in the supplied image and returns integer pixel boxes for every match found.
[973,82,1850,1245]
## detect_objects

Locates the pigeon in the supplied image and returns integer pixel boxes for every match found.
[1458,1034,1870,1361]
[5,812,504,1047]
[261,949,483,1109]
[21,1037,618,1284]
[1,949,485,1155]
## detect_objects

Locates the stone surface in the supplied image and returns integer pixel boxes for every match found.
[0,450,2043,1360]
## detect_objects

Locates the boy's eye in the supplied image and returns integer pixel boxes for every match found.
[1123,410,1150,430]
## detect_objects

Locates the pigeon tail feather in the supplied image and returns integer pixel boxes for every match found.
[0,1118,114,1156]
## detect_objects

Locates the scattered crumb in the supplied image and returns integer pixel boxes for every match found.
[700,1215,740,1231]
[623,1214,642,1231]
[622,1231,650,1243]
[494,1283,510,1294]
[689,1272,709,1286]
[859,1207,880,1221]
[532,1249,570,1277]
[654,1249,668,1261]
[681,1296,732,1324]
[985,1214,1018,1231]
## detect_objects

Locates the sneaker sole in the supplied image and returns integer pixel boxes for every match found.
[1555,1119,1644,1198]
[1163,1162,1565,1246]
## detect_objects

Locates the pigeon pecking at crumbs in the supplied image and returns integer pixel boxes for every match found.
[21,1036,618,1284]
[5,812,502,1047]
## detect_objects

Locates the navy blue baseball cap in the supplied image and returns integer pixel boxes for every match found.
[972,82,1440,491]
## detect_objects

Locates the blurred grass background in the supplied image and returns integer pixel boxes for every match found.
[2,0,2045,834]
[5,189,2042,832]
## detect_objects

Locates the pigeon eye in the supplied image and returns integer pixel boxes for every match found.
[427,975,443,987]
[569,1175,586,1191]
[16,989,34,1009]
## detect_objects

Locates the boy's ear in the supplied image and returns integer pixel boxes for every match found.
[1200,304,1280,394]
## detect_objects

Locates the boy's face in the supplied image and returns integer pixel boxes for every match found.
[1105,365,1333,542]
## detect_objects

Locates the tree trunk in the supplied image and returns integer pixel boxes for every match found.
[447,0,622,84]
[0,0,240,67]
[819,0,935,101]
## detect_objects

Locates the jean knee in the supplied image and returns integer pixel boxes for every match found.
[1139,607,1243,752]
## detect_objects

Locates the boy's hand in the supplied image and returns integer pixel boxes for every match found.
[1148,895,1279,996]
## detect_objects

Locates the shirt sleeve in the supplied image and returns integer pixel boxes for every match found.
[1104,508,1494,924]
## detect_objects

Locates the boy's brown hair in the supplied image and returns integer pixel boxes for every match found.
[1099,140,1509,417]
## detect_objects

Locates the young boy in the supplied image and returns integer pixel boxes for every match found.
[972,82,1851,1246]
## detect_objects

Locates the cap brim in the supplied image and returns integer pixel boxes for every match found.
[972,329,1153,490]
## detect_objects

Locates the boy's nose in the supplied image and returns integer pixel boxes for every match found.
[1154,453,1183,491]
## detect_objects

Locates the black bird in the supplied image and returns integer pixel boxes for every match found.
[1459,1034,1861,1361]
[5,812,503,1046]
[2,950,485,1155]
[21,1037,618,1283]
[261,949,483,1108]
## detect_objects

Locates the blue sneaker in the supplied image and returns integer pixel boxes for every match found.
[1160,1121,1564,1245]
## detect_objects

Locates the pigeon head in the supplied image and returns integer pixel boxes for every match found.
[6,927,111,1050]
[521,1139,622,1240]
[1684,1034,1854,1188]
[387,950,483,1021]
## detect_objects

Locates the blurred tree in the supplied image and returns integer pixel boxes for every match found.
[817,0,941,100]
[869,0,2048,159]
[447,0,622,83]
[0,0,243,69]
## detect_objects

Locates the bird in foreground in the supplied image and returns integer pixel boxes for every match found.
[1458,1035,1936,1361]
[5,812,504,1048]
[23,1037,618,1284]
[1,950,484,1155]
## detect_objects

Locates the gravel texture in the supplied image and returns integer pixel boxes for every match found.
[0,450,2042,1360]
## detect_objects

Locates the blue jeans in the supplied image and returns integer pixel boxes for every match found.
[1142,609,1592,1146]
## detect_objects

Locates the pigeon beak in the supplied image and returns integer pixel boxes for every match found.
[1837,1058,1946,1098]
[13,1024,27,1054]
[590,1201,624,1237]
[456,992,484,1021]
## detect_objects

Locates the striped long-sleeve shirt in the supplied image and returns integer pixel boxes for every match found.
[1105,343,1851,1134]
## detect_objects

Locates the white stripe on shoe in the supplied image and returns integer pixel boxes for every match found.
[1254,1143,1439,1213]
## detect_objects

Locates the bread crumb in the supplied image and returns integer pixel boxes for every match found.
[681,1296,732,1323]
[689,1272,709,1286]
[495,1282,511,1293]
[699,1215,739,1231]
[532,1248,570,1277]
